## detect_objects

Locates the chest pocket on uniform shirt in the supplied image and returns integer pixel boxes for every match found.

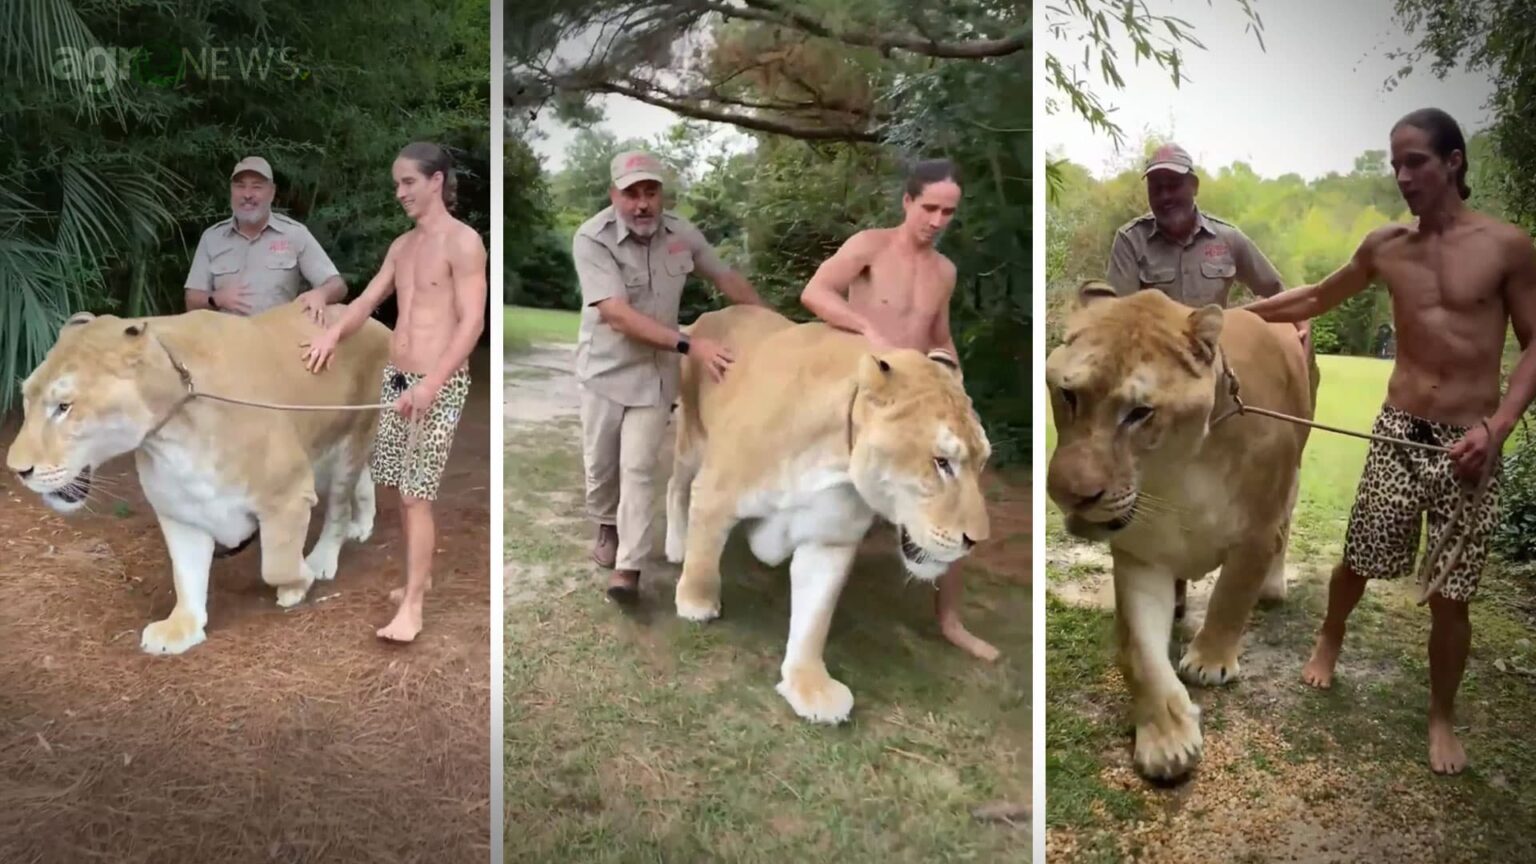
[664,253,694,279]
[209,247,241,278]
[623,264,651,307]
[266,251,298,270]
[1200,257,1236,280]
[1137,264,1176,289]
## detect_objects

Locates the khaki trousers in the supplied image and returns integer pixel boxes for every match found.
[579,388,670,572]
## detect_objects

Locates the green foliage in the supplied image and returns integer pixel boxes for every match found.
[1,0,491,414]
[1045,133,1435,357]
[1390,0,1536,230]
[1493,426,1536,561]
[519,1,1029,464]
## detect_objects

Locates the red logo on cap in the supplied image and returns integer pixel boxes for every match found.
[626,156,647,170]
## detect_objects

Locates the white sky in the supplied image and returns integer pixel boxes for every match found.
[1043,0,1498,180]
[520,21,750,173]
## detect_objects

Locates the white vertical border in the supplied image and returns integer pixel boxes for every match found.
[488,0,505,861]
[1030,10,1048,863]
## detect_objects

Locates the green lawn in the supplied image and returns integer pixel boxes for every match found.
[505,305,580,353]
[1044,353,1536,863]
[503,361,1032,862]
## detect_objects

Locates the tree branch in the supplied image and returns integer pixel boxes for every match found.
[590,80,882,141]
[693,0,1029,59]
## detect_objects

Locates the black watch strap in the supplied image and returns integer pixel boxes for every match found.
[208,293,219,310]
[676,336,690,354]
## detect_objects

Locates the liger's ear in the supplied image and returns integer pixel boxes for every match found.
[1075,279,1119,310]
[61,311,95,334]
[1186,304,1224,364]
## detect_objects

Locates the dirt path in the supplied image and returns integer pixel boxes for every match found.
[502,337,1033,863]
[0,348,492,864]
[1045,530,1536,864]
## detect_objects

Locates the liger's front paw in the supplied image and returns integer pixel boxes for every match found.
[140,610,207,656]
[776,666,854,724]
[1132,691,1203,781]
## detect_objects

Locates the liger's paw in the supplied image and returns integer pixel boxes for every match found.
[1132,691,1203,781]
[776,666,854,724]
[140,611,207,656]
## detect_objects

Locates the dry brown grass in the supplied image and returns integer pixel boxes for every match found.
[0,353,492,864]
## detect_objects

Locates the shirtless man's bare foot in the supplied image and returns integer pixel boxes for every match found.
[1245,108,1536,775]
[302,141,487,646]
[937,567,999,661]
[801,158,998,661]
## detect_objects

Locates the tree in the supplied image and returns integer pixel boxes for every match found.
[1,0,491,414]
[1388,0,1536,226]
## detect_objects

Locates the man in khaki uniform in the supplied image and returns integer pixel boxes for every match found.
[572,150,765,599]
[184,156,347,322]
[1105,142,1311,619]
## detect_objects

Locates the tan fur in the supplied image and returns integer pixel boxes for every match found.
[5,300,392,654]
[1045,282,1315,780]
[665,304,991,724]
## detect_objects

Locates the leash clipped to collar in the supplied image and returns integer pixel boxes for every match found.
[1205,345,1497,605]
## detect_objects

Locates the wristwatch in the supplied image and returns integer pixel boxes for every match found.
[208,294,219,310]
[676,335,690,355]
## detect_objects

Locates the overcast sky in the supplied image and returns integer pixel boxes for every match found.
[1043,0,1497,180]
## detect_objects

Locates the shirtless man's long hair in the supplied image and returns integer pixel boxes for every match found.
[398,141,459,213]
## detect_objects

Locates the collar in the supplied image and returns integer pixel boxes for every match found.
[225,215,285,239]
[142,332,198,440]
[846,383,859,454]
[1207,346,1245,428]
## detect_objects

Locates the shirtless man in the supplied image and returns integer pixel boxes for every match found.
[301,141,488,644]
[1242,108,1536,775]
[800,158,998,662]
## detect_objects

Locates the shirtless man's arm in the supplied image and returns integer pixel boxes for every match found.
[801,230,891,347]
[1449,231,1536,477]
[301,236,404,372]
[1242,226,1405,323]
[404,225,488,414]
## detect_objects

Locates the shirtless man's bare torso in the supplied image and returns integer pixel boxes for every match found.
[302,142,487,644]
[1243,109,1536,775]
[801,160,997,661]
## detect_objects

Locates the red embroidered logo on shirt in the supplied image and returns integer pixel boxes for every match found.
[1203,243,1229,258]
[667,241,687,254]
[269,240,291,254]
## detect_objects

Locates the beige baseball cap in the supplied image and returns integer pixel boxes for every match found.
[230,156,273,181]
[1142,142,1195,177]
[610,150,665,189]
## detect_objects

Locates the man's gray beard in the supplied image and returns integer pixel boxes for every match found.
[622,214,659,237]
[234,205,269,226]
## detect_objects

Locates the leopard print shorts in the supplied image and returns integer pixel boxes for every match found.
[1342,404,1501,602]
[370,363,472,502]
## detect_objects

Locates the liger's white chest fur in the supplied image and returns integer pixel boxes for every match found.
[135,439,259,546]
[735,454,876,568]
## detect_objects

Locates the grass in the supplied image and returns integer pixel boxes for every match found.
[505,305,580,354]
[502,344,1033,862]
[1044,353,1536,862]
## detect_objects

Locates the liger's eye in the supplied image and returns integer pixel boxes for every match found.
[934,457,953,476]
[1123,405,1154,425]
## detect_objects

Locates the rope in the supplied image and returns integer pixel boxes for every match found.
[151,336,428,493]
[1209,350,1496,606]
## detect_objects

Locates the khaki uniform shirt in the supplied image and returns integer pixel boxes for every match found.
[571,207,728,407]
[1106,209,1283,307]
[184,212,340,314]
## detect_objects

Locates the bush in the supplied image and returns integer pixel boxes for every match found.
[1494,421,1536,562]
